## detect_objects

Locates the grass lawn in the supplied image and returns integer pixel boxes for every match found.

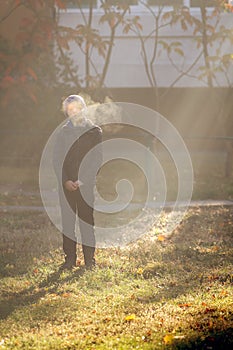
[0,206,232,349]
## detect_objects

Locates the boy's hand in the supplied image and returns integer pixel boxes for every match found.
[64,180,78,192]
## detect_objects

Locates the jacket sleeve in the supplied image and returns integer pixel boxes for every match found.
[52,129,69,186]
[85,126,103,183]
[94,127,103,173]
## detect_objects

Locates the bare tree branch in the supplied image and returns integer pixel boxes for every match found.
[0,0,24,24]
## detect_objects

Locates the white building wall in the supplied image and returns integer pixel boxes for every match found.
[57,5,233,88]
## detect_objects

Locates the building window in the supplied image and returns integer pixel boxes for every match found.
[66,1,97,8]
[147,0,183,6]
[190,0,218,7]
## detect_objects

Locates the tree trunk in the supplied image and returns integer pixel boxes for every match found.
[200,0,213,87]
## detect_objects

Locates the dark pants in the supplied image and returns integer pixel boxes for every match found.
[59,185,96,267]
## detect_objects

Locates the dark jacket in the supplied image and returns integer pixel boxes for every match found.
[53,119,102,187]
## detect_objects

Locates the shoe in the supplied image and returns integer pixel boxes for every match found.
[59,260,76,271]
[83,245,96,270]
[85,258,96,270]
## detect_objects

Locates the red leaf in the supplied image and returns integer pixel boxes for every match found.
[27,67,37,80]
[20,75,27,83]
[178,303,191,308]
[29,93,37,104]
[21,17,34,27]
[3,76,14,84]
[55,0,66,9]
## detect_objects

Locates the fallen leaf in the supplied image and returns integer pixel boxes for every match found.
[157,235,166,242]
[211,246,219,252]
[220,290,228,296]
[178,303,191,308]
[163,334,174,344]
[62,293,71,298]
[125,314,136,322]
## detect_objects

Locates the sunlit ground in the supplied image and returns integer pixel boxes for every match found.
[0,206,232,349]
[0,151,232,349]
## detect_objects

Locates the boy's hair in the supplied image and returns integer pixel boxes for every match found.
[62,95,86,115]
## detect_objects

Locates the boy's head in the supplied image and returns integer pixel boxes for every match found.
[62,95,87,121]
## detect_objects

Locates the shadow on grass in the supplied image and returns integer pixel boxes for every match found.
[130,205,233,303]
[136,247,233,303]
[171,328,233,349]
[0,211,61,277]
[0,267,85,320]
